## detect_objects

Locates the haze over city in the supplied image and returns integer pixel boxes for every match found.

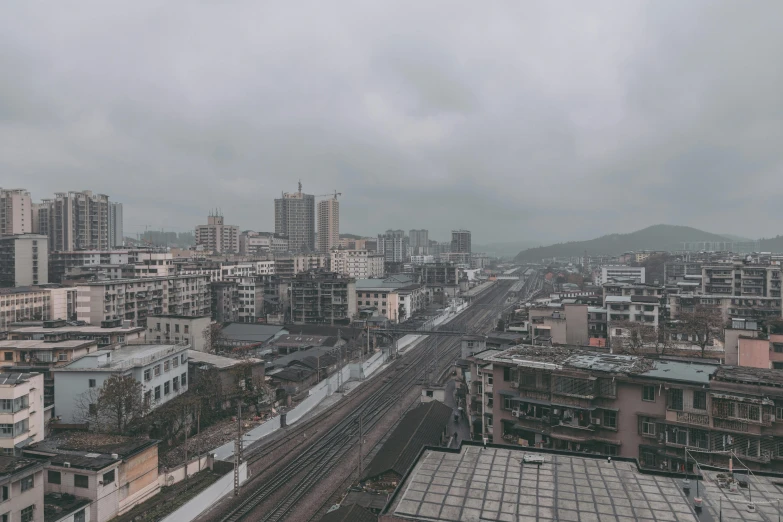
[3,1,783,242]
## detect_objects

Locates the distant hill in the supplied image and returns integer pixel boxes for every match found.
[340,233,366,240]
[514,225,730,262]
[759,236,783,252]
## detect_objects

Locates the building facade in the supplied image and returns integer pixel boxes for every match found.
[75,275,211,327]
[450,229,471,253]
[702,263,781,298]
[0,287,77,330]
[36,191,111,252]
[0,189,32,236]
[0,457,44,522]
[0,235,48,288]
[290,272,356,325]
[0,373,45,455]
[239,231,288,255]
[274,186,315,252]
[409,229,429,255]
[597,266,646,285]
[377,230,408,263]
[330,250,385,279]
[195,212,239,254]
[108,202,123,248]
[317,197,339,254]
[147,315,211,351]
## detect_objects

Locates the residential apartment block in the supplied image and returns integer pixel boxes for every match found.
[450,229,471,253]
[0,373,44,456]
[0,189,32,236]
[317,197,339,254]
[470,345,783,474]
[147,315,210,351]
[702,262,781,298]
[195,212,239,254]
[76,275,211,328]
[274,186,315,252]
[0,287,77,330]
[108,202,123,248]
[355,275,424,323]
[330,250,385,279]
[0,235,48,288]
[528,305,588,345]
[52,343,189,425]
[409,229,429,255]
[290,272,356,325]
[36,191,110,252]
[596,265,646,285]
[377,230,408,263]
[239,231,288,255]
[0,456,44,522]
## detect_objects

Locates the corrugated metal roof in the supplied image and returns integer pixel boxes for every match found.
[221,323,286,343]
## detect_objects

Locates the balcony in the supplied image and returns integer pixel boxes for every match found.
[674,411,710,426]
[713,418,749,433]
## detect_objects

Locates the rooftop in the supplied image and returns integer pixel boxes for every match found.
[0,455,44,479]
[0,339,97,350]
[273,334,336,347]
[25,432,157,471]
[0,373,35,386]
[714,366,783,387]
[386,444,704,521]
[319,504,376,522]
[187,350,262,369]
[638,360,718,385]
[53,343,186,372]
[10,324,145,335]
[220,323,287,343]
[44,493,91,522]
[355,275,418,290]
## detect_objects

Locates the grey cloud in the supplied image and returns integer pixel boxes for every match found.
[1,1,782,243]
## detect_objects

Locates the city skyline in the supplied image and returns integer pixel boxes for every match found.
[3,2,783,243]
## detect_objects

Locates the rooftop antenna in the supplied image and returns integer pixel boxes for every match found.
[298,180,302,193]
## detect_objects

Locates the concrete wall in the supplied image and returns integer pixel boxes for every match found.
[159,462,247,522]
[159,455,211,487]
[565,304,589,346]
[119,444,160,514]
[738,338,771,368]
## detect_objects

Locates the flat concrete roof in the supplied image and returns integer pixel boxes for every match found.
[0,339,96,350]
[388,445,703,521]
[187,349,261,369]
[11,325,145,334]
[639,360,718,385]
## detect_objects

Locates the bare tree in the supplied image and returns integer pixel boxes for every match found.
[677,305,724,357]
[75,374,150,434]
[148,394,200,446]
[227,362,272,415]
[202,323,226,353]
[610,321,671,355]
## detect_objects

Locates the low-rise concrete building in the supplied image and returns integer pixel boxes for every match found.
[24,432,160,522]
[51,343,189,424]
[330,250,385,279]
[146,315,211,351]
[0,456,45,522]
[355,276,424,324]
[8,321,146,348]
[0,287,77,330]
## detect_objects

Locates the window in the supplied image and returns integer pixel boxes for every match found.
[154,386,161,400]
[21,506,33,522]
[642,385,655,402]
[181,354,186,364]
[668,389,683,411]
[144,369,151,381]
[774,362,783,370]
[74,474,89,488]
[503,397,514,410]
[154,365,161,376]
[640,417,656,436]
[88,379,96,388]
[0,513,6,522]
[164,361,170,372]
[777,407,783,421]
[774,344,783,353]
[173,376,179,391]
[103,469,115,485]
[13,419,28,436]
[175,324,180,333]
[693,391,707,410]
[59,353,68,362]
[173,358,179,368]
[1,485,6,501]
[20,475,33,492]
[74,509,86,522]
[48,470,61,484]
[181,373,187,386]
[614,329,622,335]
[184,325,189,334]
[425,390,433,397]
[144,391,151,405]
[164,381,170,395]
[603,445,619,456]
[3,353,11,362]
[604,410,617,429]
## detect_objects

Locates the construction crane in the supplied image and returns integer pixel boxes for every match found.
[314,190,342,199]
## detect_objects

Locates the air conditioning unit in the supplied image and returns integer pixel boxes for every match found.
[512,410,520,417]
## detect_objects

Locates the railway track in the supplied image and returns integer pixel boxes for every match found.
[216,282,513,522]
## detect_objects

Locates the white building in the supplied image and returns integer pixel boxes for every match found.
[597,265,646,285]
[317,197,339,254]
[330,250,385,279]
[147,315,211,351]
[239,231,289,255]
[195,212,239,254]
[108,202,123,248]
[0,373,44,455]
[52,343,190,424]
[0,234,48,287]
[0,189,32,236]
[76,275,211,327]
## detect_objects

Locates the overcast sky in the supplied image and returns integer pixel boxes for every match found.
[2,1,781,244]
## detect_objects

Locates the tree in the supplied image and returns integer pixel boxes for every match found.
[398,303,407,322]
[677,305,723,357]
[610,321,671,355]
[75,374,150,434]
[202,323,226,353]
[148,394,200,446]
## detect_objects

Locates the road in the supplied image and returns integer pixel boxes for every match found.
[204,280,515,522]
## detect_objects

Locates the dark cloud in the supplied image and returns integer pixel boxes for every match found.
[1,1,781,243]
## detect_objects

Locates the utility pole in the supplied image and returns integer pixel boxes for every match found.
[337,328,343,392]
[358,413,364,478]
[234,401,242,496]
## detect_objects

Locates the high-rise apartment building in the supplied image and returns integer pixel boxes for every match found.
[0,234,48,287]
[109,202,124,248]
[377,230,409,263]
[195,212,239,254]
[35,191,110,251]
[317,197,339,253]
[409,229,429,255]
[274,184,315,252]
[0,189,32,236]
[451,229,471,253]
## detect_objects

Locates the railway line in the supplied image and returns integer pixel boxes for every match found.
[211,280,514,522]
